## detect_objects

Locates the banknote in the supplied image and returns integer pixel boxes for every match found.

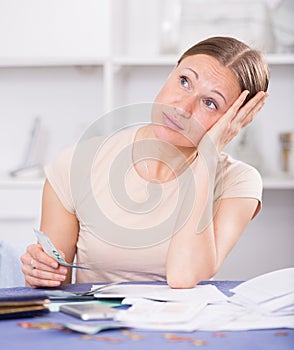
[34,228,91,270]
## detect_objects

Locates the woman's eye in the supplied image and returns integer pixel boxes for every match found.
[203,99,217,110]
[180,76,189,88]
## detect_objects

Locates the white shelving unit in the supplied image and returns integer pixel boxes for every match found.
[0,0,293,190]
[0,1,293,186]
[0,62,294,189]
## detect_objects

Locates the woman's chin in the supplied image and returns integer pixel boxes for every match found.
[151,124,197,148]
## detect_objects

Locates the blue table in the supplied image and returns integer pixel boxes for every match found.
[1,281,293,350]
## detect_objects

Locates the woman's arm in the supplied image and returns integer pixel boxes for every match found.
[21,180,79,287]
[166,194,259,288]
[166,90,267,288]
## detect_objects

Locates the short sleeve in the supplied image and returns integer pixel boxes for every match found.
[44,146,75,214]
[215,154,263,218]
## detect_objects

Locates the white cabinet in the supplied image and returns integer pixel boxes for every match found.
[0,0,110,61]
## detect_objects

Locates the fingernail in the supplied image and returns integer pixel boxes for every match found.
[60,267,67,274]
[58,275,66,281]
[51,262,58,268]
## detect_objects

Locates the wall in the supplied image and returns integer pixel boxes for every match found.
[215,190,294,280]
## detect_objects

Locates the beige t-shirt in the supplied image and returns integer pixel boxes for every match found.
[45,126,262,283]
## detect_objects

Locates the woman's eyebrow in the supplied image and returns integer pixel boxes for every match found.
[187,68,199,80]
[211,89,227,104]
[186,68,227,105]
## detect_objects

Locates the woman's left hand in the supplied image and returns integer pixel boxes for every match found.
[202,90,268,153]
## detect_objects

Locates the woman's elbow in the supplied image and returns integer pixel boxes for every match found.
[167,277,198,289]
[166,268,216,289]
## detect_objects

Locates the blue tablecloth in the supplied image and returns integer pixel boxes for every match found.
[1,281,293,350]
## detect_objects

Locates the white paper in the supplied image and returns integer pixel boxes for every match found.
[93,283,227,304]
[116,301,294,332]
[230,267,294,303]
[196,303,294,331]
[91,268,294,332]
[115,298,206,324]
[227,268,294,324]
[202,267,294,331]
[230,291,294,316]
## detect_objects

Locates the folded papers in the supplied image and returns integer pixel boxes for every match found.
[115,299,207,332]
[93,283,227,303]
[230,267,294,300]
[92,268,294,331]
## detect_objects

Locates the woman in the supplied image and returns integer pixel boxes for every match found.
[21,36,269,288]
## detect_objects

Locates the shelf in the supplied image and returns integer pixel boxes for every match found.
[265,54,294,65]
[1,53,294,68]
[262,176,294,189]
[0,177,45,189]
[114,54,294,67]
[0,57,106,68]
[113,56,177,67]
[112,53,294,67]
[0,176,293,190]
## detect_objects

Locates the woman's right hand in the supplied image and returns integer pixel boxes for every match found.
[21,243,68,287]
[202,90,268,154]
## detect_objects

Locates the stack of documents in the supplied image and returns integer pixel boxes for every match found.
[92,268,294,331]
[211,267,294,331]
[115,298,207,331]
[195,268,294,331]
[92,283,227,303]
[92,283,227,332]
[229,267,294,317]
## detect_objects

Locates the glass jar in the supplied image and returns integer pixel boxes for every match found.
[280,132,294,174]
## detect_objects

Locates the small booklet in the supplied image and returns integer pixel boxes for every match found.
[0,287,50,320]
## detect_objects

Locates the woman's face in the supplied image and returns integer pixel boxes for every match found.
[151,54,241,148]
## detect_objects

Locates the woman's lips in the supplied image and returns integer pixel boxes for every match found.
[162,112,184,131]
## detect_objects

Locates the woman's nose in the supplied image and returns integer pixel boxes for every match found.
[174,106,190,119]
[174,96,196,119]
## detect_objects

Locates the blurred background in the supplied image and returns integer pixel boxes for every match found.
[0,0,293,286]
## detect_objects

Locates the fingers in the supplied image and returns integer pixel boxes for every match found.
[204,90,268,153]
[222,90,250,122]
[27,244,59,269]
[233,91,268,127]
[21,244,68,288]
[240,91,268,128]
[22,262,67,288]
